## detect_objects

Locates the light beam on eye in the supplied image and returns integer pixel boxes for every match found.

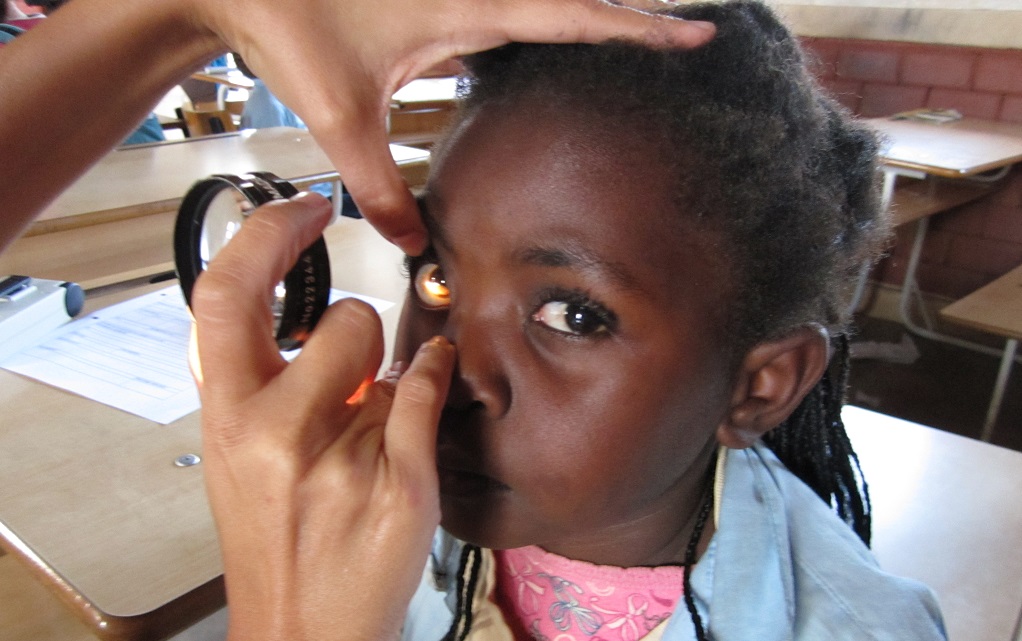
[423,279,448,299]
[414,263,451,309]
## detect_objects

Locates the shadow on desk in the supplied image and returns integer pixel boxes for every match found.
[1,551,229,641]
[0,540,224,641]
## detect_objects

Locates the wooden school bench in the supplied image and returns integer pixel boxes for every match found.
[940,263,1022,441]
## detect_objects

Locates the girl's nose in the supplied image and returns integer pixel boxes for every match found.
[440,301,512,418]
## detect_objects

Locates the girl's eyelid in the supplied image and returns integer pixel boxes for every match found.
[402,245,442,277]
[531,287,619,337]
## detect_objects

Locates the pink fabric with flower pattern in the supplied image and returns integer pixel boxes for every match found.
[494,546,684,641]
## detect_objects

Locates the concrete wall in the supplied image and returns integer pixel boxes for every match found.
[776,2,1022,49]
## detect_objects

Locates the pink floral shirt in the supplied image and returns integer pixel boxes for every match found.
[494,546,684,641]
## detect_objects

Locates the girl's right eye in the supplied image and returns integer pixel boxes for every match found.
[413,262,451,309]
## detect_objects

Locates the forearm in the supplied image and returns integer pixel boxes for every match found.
[0,0,223,252]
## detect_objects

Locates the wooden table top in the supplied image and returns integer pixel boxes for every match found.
[845,406,1022,641]
[189,71,254,91]
[868,116,1022,178]
[32,128,430,235]
[391,77,458,111]
[940,262,1022,340]
[0,219,408,640]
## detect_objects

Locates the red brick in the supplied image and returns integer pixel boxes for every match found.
[818,78,863,113]
[975,53,1022,94]
[920,229,953,264]
[979,174,1022,242]
[802,38,841,80]
[982,171,1022,211]
[981,199,1022,244]
[837,49,900,84]
[859,84,928,117]
[1000,96,1022,124]
[926,88,1002,120]
[901,51,976,89]
[1003,169,1022,205]
[915,263,990,299]
[886,218,920,257]
[946,234,1022,276]
[874,254,908,287]
[931,201,991,236]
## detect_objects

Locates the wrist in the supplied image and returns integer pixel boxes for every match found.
[113,0,228,79]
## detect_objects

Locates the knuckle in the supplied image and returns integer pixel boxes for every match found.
[189,268,243,320]
[395,371,441,407]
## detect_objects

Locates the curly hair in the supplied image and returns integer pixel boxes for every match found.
[446,0,886,544]
[434,3,890,638]
[458,2,886,345]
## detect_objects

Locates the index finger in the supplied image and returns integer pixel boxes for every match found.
[325,116,429,255]
[497,0,716,49]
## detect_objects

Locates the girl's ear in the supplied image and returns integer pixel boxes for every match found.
[717,324,830,449]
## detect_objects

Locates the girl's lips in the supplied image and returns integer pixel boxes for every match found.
[436,464,509,499]
[435,406,509,497]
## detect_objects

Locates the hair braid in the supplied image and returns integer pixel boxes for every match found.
[762,334,872,544]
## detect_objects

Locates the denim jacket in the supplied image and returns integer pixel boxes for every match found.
[402,443,946,641]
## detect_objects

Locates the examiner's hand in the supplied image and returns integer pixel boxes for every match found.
[188,192,456,641]
[199,0,715,253]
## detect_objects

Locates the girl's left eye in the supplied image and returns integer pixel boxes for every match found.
[413,262,451,309]
[532,299,612,337]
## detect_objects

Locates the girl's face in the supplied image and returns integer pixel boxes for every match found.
[395,103,739,566]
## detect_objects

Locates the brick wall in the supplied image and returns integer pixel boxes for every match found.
[800,37,1022,301]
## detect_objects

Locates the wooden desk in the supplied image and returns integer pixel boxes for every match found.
[391,77,458,112]
[0,129,429,289]
[191,74,460,105]
[389,77,459,148]
[845,405,1022,641]
[870,117,1022,178]
[940,263,1022,440]
[0,218,408,641]
[189,71,254,91]
[865,117,1022,369]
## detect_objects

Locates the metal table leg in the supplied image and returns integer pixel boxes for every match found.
[981,338,1018,442]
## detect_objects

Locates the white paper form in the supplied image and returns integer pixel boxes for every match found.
[1,286,394,425]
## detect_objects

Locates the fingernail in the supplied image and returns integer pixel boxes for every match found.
[688,20,717,34]
[389,230,428,256]
[290,191,332,214]
[383,361,407,385]
[419,336,452,353]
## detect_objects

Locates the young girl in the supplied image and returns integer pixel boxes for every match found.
[391,2,945,639]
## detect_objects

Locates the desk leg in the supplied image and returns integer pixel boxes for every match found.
[981,338,1018,442]
[897,216,1016,360]
[332,180,343,222]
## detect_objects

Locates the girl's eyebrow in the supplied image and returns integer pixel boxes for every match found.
[514,244,644,294]
[420,191,645,295]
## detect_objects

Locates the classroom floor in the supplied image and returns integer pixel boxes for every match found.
[847,314,1022,453]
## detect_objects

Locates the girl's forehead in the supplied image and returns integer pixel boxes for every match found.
[431,108,663,233]
[426,104,734,315]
